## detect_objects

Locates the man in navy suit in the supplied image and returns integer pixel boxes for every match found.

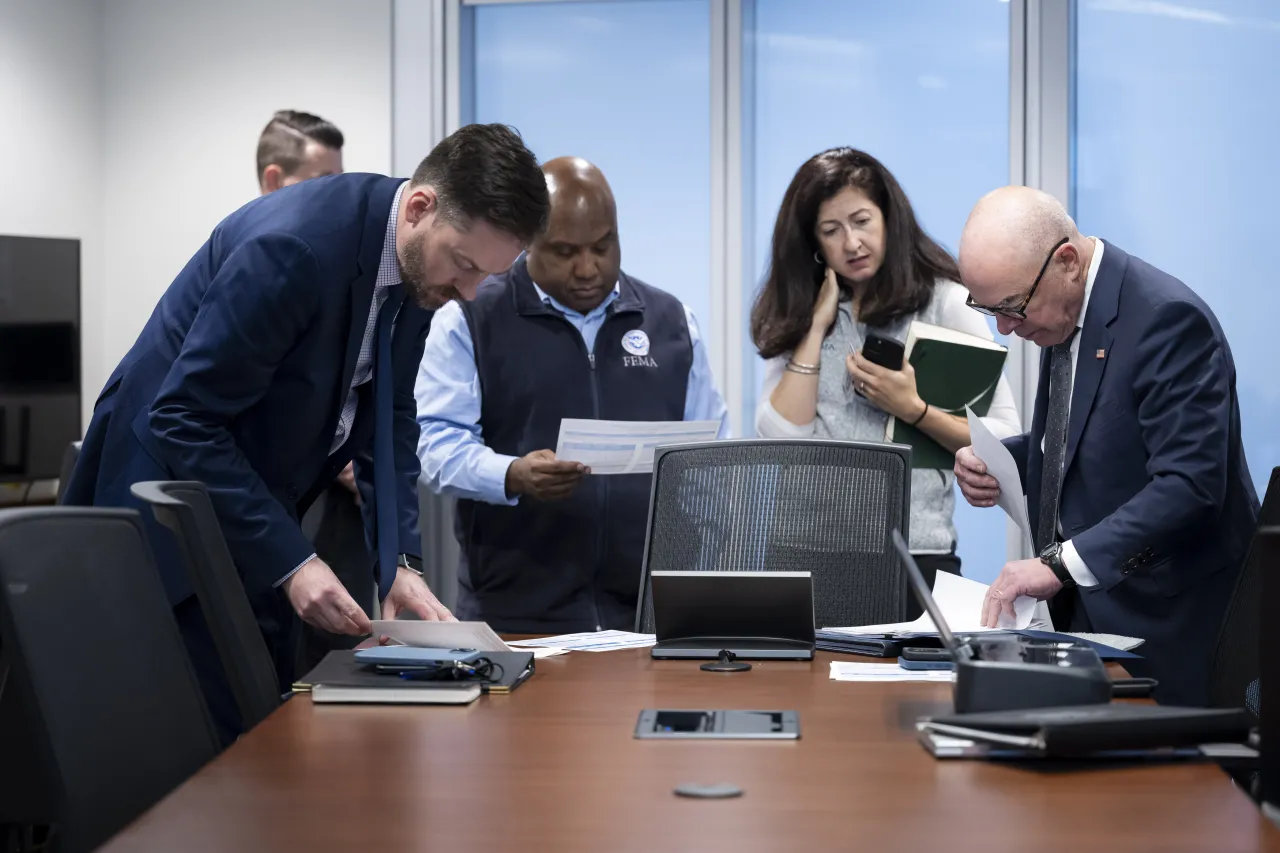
[954,186,1258,705]
[65,123,549,740]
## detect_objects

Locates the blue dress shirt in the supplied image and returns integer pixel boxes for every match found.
[415,280,731,505]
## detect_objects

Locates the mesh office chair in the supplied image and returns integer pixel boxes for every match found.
[0,507,219,853]
[131,481,281,733]
[635,439,912,633]
[1210,467,1280,715]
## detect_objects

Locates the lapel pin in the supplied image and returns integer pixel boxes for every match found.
[1095,348,1106,359]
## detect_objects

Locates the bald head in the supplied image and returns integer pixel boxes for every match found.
[960,186,1077,274]
[527,157,621,314]
[958,186,1095,348]
[542,156,617,215]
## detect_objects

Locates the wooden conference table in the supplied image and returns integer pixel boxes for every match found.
[101,647,1279,853]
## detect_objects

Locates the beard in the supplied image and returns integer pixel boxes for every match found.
[399,232,459,310]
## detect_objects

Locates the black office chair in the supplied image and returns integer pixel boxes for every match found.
[1210,467,1280,715]
[0,507,219,853]
[635,439,912,633]
[131,481,281,733]
[53,441,80,505]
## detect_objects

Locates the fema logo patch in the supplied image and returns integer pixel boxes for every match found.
[622,329,650,356]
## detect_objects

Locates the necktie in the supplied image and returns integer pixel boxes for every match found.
[372,284,405,602]
[1035,330,1077,553]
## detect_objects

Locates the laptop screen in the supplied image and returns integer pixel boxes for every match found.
[891,529,965,659]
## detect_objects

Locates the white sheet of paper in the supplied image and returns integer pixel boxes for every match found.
[829,662,956,683]
[371,620,511,652]
[507,630,656,652]
[554,418,721,475]
[825,570,1035,635]
[965,406,1033,551]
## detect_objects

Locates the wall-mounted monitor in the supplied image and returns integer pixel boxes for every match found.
[0,236,81,483]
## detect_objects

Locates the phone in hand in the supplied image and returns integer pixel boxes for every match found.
[862,332,905,370]
[852,332,906,397]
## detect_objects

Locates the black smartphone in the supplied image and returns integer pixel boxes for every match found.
[862,332,905,370]
[852,332,906,397]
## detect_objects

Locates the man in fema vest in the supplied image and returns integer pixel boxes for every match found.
[414,156,731,633]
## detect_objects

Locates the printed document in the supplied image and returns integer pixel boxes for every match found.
[554,419,721,475]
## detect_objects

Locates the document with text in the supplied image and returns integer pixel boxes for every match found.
[554,418,721,475]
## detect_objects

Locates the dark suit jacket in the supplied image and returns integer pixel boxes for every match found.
[64,174,429,606]
[1005,240,1258,704]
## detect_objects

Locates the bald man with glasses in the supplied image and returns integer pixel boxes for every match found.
[952,186,1258,706]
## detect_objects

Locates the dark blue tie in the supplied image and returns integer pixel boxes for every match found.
[373,284,405,602]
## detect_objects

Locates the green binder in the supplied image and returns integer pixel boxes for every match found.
[884,321,1008,469]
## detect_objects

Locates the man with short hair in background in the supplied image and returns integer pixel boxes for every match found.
[256,109,344,193]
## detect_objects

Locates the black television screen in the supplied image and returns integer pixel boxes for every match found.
[0,236,81,483]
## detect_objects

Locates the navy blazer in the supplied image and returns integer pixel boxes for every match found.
[65,174,430,605]
[1006,241,1258,704]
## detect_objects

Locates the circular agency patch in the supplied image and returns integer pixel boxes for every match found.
[621,329,650,356]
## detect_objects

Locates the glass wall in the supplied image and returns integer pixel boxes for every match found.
[469,0,713,339]
[1074,0,1280,498]
[744,0,1011,581]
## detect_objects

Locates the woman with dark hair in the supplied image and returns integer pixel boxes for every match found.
[751,148,1020,578]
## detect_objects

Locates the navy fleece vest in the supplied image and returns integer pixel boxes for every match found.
[455,258,692,633]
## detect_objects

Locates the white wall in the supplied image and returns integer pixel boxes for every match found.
[100,0,394,377]
[0,0,104,423]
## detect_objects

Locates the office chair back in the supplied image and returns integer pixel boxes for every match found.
[54,441,80,505]
[1210,467,1280,714]
[131,481,280,732]
[0,507,219,853]
[635,439,912,633]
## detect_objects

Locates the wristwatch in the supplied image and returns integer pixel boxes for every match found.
[1039,542,1075,588]
[397,554,424,576]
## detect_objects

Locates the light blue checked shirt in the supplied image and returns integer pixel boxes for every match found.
[415,279,731,506]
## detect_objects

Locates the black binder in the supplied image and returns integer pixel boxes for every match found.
[293,650,536,696]
[920,704,1252,758]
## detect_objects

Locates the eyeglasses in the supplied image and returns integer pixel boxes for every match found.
[966,237,1069,320]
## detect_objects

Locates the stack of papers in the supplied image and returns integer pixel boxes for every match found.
[829,662,955,683]
[508,630,656,652]
[554,418,721,475]
[372,620,511,651]
[825,571,1040,636]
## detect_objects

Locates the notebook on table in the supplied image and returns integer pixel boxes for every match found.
[293,650,536,704]
[885,321,1008,469]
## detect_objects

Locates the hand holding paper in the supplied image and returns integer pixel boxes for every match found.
[827,571,1035,635]
[963,407,1033,551]
[555,418,720,475]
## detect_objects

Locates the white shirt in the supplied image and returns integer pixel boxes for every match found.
[1051,237,1105,588]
